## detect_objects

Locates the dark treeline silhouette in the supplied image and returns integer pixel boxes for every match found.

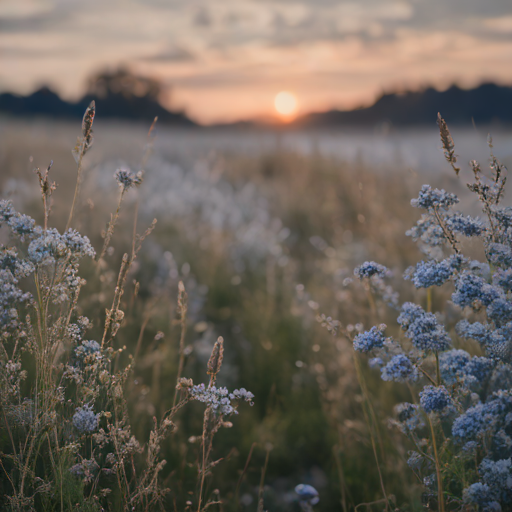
[292,83,512,129]
[0,69,196,127]
[1,72,512,128]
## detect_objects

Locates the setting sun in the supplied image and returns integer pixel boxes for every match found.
[274,91,298,117]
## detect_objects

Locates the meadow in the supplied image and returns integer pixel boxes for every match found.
[1,110,512,512]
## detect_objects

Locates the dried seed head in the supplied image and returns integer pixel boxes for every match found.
[177,377,193,389]
[177,280,188,316]
[437,112,460,175]
[207,337,224,377]
[82,101,95,144]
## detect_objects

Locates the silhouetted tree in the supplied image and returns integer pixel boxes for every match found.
[87,67,163,101]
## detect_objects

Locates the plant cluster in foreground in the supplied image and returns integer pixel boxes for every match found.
[348,115,512,511]
[0,104,253,512]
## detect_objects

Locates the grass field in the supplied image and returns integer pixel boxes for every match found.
[1,114,512,511]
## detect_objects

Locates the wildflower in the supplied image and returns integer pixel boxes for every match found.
[446,214,485,237]
[394,402,424,433]
[407,451,423,470]
[353,261,388,280]
[403,311,451,352]
[479,458,512,503]
[493,268,512,292]
[411,185,459,210]
[397,302,425,330]
[114,169,143,190]
[73,405,99,433]
[406,255,463,288]
[463,483,500,512]
[7,213,38,241]
[452,272,501,309]
[368,357,383,368]
[63,229,96,259]
[381,354,418,383]
[353,325,386,353]
[406,214,445,257]
[189,384,254,416]
[487,298,512,326]
[28,228,67,264]
[75,340,101,360]
[0,269,31,330]
[419,385,451,413]
[487,243,512,268]
[295,484,319,505]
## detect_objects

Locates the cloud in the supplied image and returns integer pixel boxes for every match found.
[139,46,196,63]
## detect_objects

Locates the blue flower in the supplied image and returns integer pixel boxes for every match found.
[73,405,99,433]
[439,349,471,385]
[353,325,386,353]
[446,214,485,237]
[404,311,451,352]
[419,385,451,413]
[406,256,463,288]
[487,298,512,326]
[493,268,512,292]
[353,261,388,280]
[479,458,512,503]
[411,185,459,210]
[381,354,418,383]
[452,272,501,309]
[397,302,425,330]
[463,482,500,512]
[75,340,101,360]
[487,243,512,268]
[394,402,424,433]
[114,169,143,190]
[295,484,319,505]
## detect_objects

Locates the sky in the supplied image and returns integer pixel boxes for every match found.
[1,0,512,123]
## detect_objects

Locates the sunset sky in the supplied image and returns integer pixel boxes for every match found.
[1,0,512,123]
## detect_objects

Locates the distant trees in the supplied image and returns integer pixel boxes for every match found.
[87,67,163,102]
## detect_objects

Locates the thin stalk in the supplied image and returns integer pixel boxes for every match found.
[333,445,348,512]
[428,415,445,512]
[235,442,256,509]
[353,353,390,511]
[427,287,432,313]
[98,189,125,263]
[257,448,271,512]
[66,152,85,231]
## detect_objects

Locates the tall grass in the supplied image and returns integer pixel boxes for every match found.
[2,106,509,511]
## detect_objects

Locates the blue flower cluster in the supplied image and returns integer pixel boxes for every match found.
[350,126,512,508]
[411,185,459,210]
[75,340,101,360]
[446,214,485,237]
[353,261,387,280]
[406,255,464,288]
[114,169,144,190]
[295,484,319,506]
[452,272,501,309]
[398,303,451,352]
[0,269,31,330]
[0,200,41,241]
[394,402,424,433]
[419,385,452,413]
[189,384,254,416]
[72,405,99,433]
[440,349,494,388]
[353,325,387,353]
[381,354,418,383]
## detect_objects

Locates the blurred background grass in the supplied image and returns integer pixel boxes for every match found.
[1,118,511,510]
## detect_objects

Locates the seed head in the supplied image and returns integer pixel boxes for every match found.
[207,336,224,378]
